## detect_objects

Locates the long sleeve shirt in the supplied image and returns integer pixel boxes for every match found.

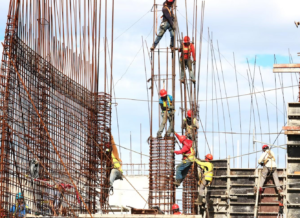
[258,149,276,168]
[162,1,175,27]
[179,43,196,60]
[174,139,193,159]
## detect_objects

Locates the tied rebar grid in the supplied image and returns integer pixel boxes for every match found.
[182,165,198,215]
[149,137,175,214]
[0,34,112,217]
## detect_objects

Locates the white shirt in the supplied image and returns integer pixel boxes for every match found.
[258,149,276,168]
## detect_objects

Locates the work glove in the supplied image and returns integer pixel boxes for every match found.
[172,24,177,30]
[174,151,181,155]
[193,60,196,65]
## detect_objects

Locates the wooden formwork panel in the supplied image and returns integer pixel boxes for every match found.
[288,208,300,218]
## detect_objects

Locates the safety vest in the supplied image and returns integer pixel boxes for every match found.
[184,118,197,134]
[182,44,191,59]
[195,160,214,182]
[112,153,123,173]
[162,96,172,109]
[13,203,30,217]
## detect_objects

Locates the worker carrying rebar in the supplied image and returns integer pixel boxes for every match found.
[107,135,123,194]
[10,192,31,218]
[194,154,214,206]
[182,109,199,140]
[179,36,196,83]
[172,204,181,215]
[254,144,283,195]
[157,89,174,138]
[174,132,195,187]
[151,0,176,50]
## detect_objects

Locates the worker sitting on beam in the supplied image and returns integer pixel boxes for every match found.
[151,0,176,50]
[194,154,214,206]
[182,109,199,140]
[254,144,283,195]
[178,36,196,83]
[157,89,174,138]
[174,132,195,187]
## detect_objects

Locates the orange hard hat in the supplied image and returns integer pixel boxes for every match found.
[183,36,190,43]
[172,204,179,210]
[187,110,192,118]
[205,154,213,161]
[175,133,186,143]
[160,89,167,97]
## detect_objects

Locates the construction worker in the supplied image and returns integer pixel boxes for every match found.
[178,36,196,83]
[194,154,214,205]
[151,0,176,50]
[157,89,174,138]
[174,133,195,187]
[172,204,181,215]
[255,144,283,194]
[10,192,31,218]
[182,109,199,140]
[108,135,123,194]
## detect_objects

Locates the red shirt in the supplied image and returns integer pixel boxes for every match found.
[174,139,193,159]
[180,43,196,60]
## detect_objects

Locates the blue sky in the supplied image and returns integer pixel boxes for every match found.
[1,0,300,170]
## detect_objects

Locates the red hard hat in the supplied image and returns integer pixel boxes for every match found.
[160,89,167,97]
[205,154,213,161]
[262,144,269,150]
[175,133,186,143]
[279,202,283,206]
[172,204,179,210]
[184,36,190,43]
[167,0,174,2]
[187,110,192,118]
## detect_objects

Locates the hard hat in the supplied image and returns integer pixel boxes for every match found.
[16,192,23,200]
[262,145,269,150]
[172,204,179,210]
[167,0,174,2]
[205,154,213,161]
[183,36,190,43]
[187,110,192,118]
[279,202,283,206]
[175,133,186,143]
[160,89,167,97]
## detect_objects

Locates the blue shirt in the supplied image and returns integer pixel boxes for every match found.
[10,204,31,217]
[159,95,173,111]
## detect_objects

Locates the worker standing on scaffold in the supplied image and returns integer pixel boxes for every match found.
[182,109,199,140]
[178,36,196,83]
[194,154,214,206]
[157,89,174,138]
[173,132,195,187]
[151,0,176,50]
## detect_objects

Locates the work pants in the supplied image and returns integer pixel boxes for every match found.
[157,111,174,136]
[180,58,195,81]
[109,169,123,187]
[259,167,282,191]
[153,21,174,48]
[198,177,209,196]
[175,159,193,181]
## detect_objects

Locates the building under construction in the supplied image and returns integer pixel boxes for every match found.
[0,0,300,217]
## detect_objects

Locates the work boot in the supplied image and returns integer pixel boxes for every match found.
[180,79,185,84]
[191,79,196,84]
[157,132,162,138]
[194,196,202,205]
[174,179,182,187]
[150,46,155,51]
[165,133,170,138]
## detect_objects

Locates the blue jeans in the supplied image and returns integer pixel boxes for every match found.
[175,160,193,180]
[109,169,122,187]
[153,21,174,48]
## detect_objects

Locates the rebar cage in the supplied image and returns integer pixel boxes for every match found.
[0,4,112,217]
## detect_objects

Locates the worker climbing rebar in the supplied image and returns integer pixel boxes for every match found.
[10,192,31,218]
[194,154,214,206]
[254,144,283,195]
[174,133,195,187]
[178,36,196,83]
[108,135,123,195]
[151,0,176,50]
[182,109,199,140]
[157,89,174,138]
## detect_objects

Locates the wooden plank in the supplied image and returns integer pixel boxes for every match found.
[283,126,300,130]
[273,64,300,73]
